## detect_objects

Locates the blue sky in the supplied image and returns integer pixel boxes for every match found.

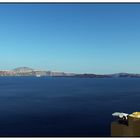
[0,4,140,74]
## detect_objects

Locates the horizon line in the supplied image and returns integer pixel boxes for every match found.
[0,66,140,75]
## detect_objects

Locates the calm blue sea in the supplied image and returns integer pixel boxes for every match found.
[0,77,140,137]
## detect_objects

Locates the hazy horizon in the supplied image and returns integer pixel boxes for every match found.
[0,4,140,74]
[1,66,140,75]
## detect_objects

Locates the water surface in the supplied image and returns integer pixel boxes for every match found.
[0,77,140,136]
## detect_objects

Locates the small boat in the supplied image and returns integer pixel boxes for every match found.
[36,75,41,77]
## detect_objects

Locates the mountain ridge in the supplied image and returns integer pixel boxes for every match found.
[0,67,140,78]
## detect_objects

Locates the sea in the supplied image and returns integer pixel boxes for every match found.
[0,76,140,137]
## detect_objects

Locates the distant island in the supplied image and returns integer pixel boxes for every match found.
[0,67,140,78]
[0,67,75,77]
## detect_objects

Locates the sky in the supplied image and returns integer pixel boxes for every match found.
[0,3,140,74]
